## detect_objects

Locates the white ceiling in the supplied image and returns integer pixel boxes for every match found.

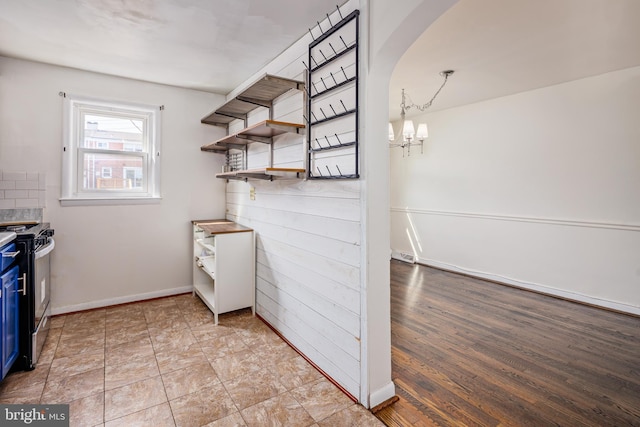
[390,0,640,120]
[0,0,340,94]
[1,0,639,111]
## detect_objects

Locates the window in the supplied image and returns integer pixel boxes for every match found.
[122,167,143,188]
[61,94,162,205]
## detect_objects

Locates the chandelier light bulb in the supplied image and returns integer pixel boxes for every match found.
[416,123,428,141]
[402,120,415,141]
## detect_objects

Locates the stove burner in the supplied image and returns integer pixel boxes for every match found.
[6,225,27,232]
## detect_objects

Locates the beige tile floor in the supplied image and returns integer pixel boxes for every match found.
[0,294,384,427]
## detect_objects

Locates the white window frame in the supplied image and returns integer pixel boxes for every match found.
[61,94,162,206]
[101,167,112,178]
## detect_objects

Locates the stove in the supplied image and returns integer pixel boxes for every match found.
[0,221,55,371]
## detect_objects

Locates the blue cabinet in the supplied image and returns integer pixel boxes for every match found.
[1,240,20,381]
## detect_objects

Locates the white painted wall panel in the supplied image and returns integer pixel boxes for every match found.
[256,274,360,353]
[255,287,360,385]
[255,248,360,316]
[233,225,360,291]
[256,300,360,395]
[227,186,360,222]
[225,202,360,244]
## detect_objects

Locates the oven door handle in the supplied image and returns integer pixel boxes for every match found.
[35,237,55,259]
[1,250,20,259]
[18,273,26,295]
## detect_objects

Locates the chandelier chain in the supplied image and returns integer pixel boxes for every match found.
[403,71,452,114]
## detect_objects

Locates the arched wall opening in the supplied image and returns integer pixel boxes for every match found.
[360,0,459,407]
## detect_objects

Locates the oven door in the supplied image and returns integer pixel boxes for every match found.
[33,237,54,364]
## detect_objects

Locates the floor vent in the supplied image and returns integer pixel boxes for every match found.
[398,253,416,264]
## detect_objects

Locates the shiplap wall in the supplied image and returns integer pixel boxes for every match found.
[222,3,363,398]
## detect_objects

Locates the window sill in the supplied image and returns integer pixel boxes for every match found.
[59,196,162,207]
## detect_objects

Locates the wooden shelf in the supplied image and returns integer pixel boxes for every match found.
[193,220,253,235]
[199,73,306,182]
[216,167,306,181]
[201,74,305,128]
[201,120,304,152]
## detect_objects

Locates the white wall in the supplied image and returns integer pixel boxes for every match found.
[391,66,640,314]
[0,56,227,313]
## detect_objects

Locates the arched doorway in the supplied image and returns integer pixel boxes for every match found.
[360,0,458,407]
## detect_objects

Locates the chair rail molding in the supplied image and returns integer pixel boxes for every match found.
[390,207,640,232]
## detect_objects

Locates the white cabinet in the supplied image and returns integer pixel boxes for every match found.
[192,220,255,324]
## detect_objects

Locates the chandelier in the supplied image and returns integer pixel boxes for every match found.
[389,70,454,156]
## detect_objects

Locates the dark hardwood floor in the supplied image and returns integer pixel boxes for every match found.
[374,260,640,426]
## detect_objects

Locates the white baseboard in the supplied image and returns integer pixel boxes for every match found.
[369,381,396,408]
[51,286,193,315]
[418,258,640,316]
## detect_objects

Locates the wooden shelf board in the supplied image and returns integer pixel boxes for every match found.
[201,74,304,126]
[201,120,304,151]
[200,144,228,153]
[196,221,253,235]
[216,167,305,181]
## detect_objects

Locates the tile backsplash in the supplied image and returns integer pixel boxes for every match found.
[0,170,46,209]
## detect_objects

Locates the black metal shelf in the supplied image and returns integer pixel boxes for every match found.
[310,109,356,126]
[311,76,356,99]
[309,172,359,180]
[309,140,356,153]
[307,9,359,180]
[310,43,356,73]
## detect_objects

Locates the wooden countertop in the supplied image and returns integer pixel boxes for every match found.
[192,219,253,235]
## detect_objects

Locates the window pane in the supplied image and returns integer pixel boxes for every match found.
[82,114,144,152]
[80,152,146,191]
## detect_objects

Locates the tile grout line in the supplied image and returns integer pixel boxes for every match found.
[37,324,61,405]
[183,299,246,425]
[160,305,187,426]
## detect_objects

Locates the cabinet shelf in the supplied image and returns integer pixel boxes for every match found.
[201,74,305,128]
[201,120,304,152]
[195,239,216,254]
[193,283,216,312]
[195,256,216,280]
[216,167,305,181]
